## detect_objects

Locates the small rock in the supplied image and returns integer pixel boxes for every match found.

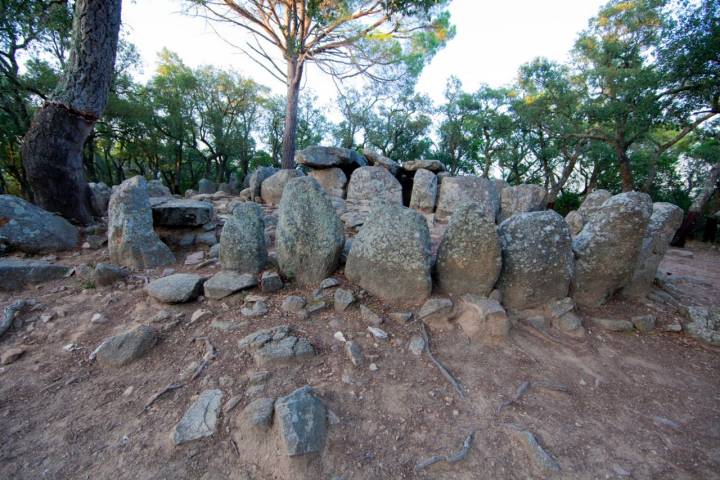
[367,326,388,339]
[260,271,283,293]
[93,263,127,287]
[418,297,454,327]
[631,314,656,332]
[334,331,347,342]
[248,370,271,385]
[241,300,268,318]
[223,395,242,415]
[241,397,275,431]
[554,312,583,334]
[305,301,327,315]
[171,389,223,445]
[274,386,327,457]
[360,305,383,326]
[184,251,205,265]
[94,325,158,367]
[190,309,212,323]
[345,341,363,367]
[90,313,106,324]
[281,295,306,313]
[591,317,634,332]
[210,320,246,331]
[334,288,355,312]
[203,271,257,300]
[63,343,80,352]
[122,386,134,396]
[320,277,340,289]
[612,464,631,477]
[145,274,204,304]
[455,295,509,341]
[1,347,26,365]
[408,336,425,356]
[369,363,378,371]
[389,312,413,323]
[664,323,682,332]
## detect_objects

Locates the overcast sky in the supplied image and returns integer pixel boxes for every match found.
[122,0,607,105]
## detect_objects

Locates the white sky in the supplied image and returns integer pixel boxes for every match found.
[122,0,607,106]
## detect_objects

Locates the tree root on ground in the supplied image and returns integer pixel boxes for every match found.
[415,431,475,471]
[503,423,561,472]
[420,321,465,399]
[497,380,569,414]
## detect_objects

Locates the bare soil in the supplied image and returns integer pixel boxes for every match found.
[1,241,719,480]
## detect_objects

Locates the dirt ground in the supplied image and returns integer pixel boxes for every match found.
[1,239,719,480]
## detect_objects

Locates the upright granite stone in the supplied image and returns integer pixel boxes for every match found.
[363,149,400,175]
[220,202,267,273]
[572,191,653,307]
[577,189,612,222]
[108,176,175,269]
[409,169,438,212]
[198,178,216,194]
[276,177,344,285]
[623,202,683,298]
[499,184,546,222]
[497,210,574,310]
[89,182,112,215]
[248,166,279,199]
[435,176,500,222]
[0,195,79,253]
[345,203,432,302]
[346,166,402,206]
[261,169,305,205]
[403,159,445,173]
[308,167,347,199]
[274,386,327,456]
[435,203,501,296]
[151,198,213,227]
[565,210,584,236]
[295,146,367,170]
[147,179,172,197]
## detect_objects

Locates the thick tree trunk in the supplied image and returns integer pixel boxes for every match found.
[281,59,303,169]
[617,146,634,192]
[672,162,720,247]
[21,0,121,225]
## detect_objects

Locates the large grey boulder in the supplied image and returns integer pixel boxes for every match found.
[261,169,305,205]
[435,203,502,296]
[308,167,347,199]
[498,184,546,222]
[435,176,500,222]
[409,169,438,212]
[345,203,432,303]
[276,177,344,285]
[147,179,172,197]
[151,198,213,227]
[274,386,327,456]
[346,166,402,206]
[198,178,216,194]
[248,167,279,199]
[89,182,112,215]
[219,202,267,273]
[108,176,175,269]
[622,202,683,298]
[0,194,79,253]
[497,210,574,310]
[171,389,223,445]
[0,258,71,291]
[363,149,400,176]
[145,273,204,303]
[572,191,653,307]
[403,159,445,173]
[295,146,367,170]
[94,325,157,367]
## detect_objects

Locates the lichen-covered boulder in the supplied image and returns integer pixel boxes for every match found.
[89,182,112,215]
[219,202,267,273]
[577,189,612,223]
[261,169,305,205]
[435,176,500,222]
[308,167,347,199]
[363,149,400,175]
[0,194,79,253]
[409,169,438,212]
[622,202,683,298]
[346,166,402,206]
[295,146,367,170]
[565,210,584,236]
[403,159,445,172]
[497,210,574,310]
[435,203,501,296]
[498,184,546,222]
[248,166,278,199]
[346,203,432,303]
[572,191,653,307]
[276,177,344,285]
[108,176,175,269]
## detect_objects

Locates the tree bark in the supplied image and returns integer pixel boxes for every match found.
[21,0,121,225]
[616,145,634,192]
[281,58,303,169]
[672,162,720,247]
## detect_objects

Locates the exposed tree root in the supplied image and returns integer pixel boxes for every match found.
[503,423,561,472]
[420,321,465,399]
[497,380,570,414]
[415,431,475,471]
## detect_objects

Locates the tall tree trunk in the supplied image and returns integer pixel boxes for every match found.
[281,58,303,169]
[616,145,634,192]
[672,162,720,247]
[21,0,121,225]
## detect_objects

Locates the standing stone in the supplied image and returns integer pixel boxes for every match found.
[623,202,683,298]
[565,210,584,236]
[198,178,216,194]
[261,169,305,205]
[108,176,175,269]
[577,189,612,222]
[435,203,502,296]
[497,210,574,310]
[435,176,500,222]
[88,182,112,215]
[409,169,438,212]
[346,203,432,303]
[0,195,79,253]
[308,167,347,199]
[274,386,327,456]
[572,191,653,307]
[346,166,402,207]
[363,149,400,175]
[498,184,546,222]
[171,389,223,445]
[220,202,267,273]
[248,166,279,199]
[276,177,344,285]
[295,146,367,170]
